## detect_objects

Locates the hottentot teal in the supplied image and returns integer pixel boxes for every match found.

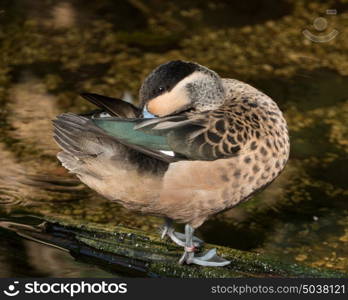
[53,60,290,266]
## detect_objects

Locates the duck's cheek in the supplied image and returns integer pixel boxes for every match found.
[147,89,190,117]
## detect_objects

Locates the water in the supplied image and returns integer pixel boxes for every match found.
[0,230,115,277]
[0,0,348,276]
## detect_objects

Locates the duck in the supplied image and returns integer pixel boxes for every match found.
[53,60,290,267]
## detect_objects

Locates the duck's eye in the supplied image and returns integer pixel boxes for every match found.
[158,86,165,93]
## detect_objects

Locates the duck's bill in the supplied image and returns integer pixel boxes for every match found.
[142,105,156,119]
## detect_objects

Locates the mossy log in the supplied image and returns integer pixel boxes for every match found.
[1,216,347,278]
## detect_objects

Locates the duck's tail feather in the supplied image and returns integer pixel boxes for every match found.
[53,113,108,160]
[80,93,140,118]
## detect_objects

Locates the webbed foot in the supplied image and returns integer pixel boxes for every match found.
[179,248,230,267]
[177,224,230,267]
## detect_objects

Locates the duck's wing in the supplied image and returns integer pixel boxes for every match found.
[53,113,178,164]
[91,115,187,162]
[95,110,243,161]
[80,93,140,118]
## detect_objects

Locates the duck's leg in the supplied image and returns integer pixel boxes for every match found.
[178,224,231,267]
[160,218,204,248]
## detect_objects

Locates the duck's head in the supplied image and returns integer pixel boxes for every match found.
[139,60,225,117]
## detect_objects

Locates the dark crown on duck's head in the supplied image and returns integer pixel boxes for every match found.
[139,60,226,117]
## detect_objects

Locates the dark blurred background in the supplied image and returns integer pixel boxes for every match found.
[0,0,348,277]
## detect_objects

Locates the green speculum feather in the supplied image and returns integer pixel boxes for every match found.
[93,119,171,151]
